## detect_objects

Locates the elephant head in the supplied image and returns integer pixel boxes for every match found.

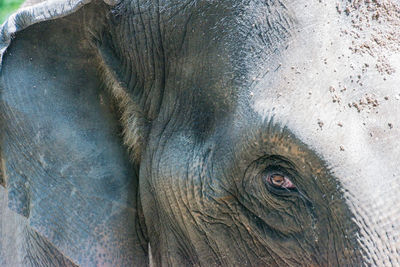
[0,0,399,266]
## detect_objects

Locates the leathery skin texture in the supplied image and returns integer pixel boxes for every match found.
[0,0,399,266]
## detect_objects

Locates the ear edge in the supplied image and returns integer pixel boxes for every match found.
[0,0,122,71]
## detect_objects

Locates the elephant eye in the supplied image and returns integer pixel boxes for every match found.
[266,173,296,190]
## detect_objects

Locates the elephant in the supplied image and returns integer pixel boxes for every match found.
[0,0,399,266]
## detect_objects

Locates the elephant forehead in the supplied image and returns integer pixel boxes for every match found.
[248,1,400,263]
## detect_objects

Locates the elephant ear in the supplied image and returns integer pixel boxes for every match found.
[0,0,148,266]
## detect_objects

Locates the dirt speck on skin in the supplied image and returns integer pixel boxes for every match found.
[328,86,342,104]
[388,123,393,129]
[317,119,324,129]
[340,145,345,151]
[349,101,362,112]
[332,94,341,103]
[325,79,384,114]
[348,93,380,112]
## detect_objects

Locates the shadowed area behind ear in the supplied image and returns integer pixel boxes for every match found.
[0,1,148,266]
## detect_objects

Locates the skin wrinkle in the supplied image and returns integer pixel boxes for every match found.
[228,0,295,86]
[230,217,257,265]
[193,222,222,265]
[236,205,274,263]
[293,235,313,265]
[110,0,166,126]
[23,227,77,267]
[186,148,223,264]
[176,160,200,262]
[329,202,354,260]
[162,0,196,23]
[152,134,198,264]
[126,19,141,95]
[245,218,272,266]
[237,215,283,266]
[228,205,265,265]
[186,156,214,261]
[347,186,393,263]
[244,202,306,264]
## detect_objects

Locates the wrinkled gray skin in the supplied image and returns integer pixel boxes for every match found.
[0,0,399,266]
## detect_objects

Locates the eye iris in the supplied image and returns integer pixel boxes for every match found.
[268,174,296,189]
[271,174,285,186]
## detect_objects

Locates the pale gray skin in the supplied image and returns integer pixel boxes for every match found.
[0,0,399,266]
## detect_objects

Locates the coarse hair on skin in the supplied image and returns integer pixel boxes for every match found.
[96,38,150,164]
